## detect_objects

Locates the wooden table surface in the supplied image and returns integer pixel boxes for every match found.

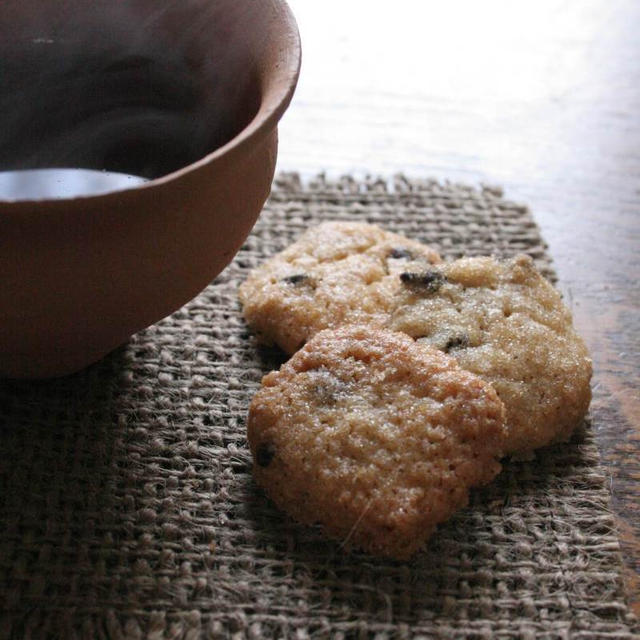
[276,0,639,613]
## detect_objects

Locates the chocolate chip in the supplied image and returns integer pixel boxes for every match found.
[444,334,470,352]
[256,443,276,468]
[388,247,413,260]
[281,273,309,285]
[399,270,446,293]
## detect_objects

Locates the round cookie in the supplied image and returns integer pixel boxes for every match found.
[238,221,441,354]
[387,254,592,456]
[247,326,507,559]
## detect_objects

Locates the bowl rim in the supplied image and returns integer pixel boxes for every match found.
[0,0,301,204]
[159,0,302,186]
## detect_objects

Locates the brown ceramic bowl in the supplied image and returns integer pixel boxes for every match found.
[0,0,300,378]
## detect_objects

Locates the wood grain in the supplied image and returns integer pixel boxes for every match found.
[277,0,640,612]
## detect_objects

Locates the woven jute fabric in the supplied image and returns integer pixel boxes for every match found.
[1,173,637,640]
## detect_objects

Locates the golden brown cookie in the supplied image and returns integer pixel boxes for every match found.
[247,326,507,559]
[387,254,592,455]
[238,222,441,353]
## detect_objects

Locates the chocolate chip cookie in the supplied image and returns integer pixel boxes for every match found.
[238,222,441,353]
[388,254,592,455]
[247,326,507,559]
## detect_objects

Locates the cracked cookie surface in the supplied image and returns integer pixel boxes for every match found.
[238,222,441,353]
[388,254,593,455]
[247,326,507,559]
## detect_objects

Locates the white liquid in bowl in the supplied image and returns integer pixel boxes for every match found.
[0,168,148,201]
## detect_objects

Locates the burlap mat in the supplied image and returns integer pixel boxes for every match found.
[1,174,637,639]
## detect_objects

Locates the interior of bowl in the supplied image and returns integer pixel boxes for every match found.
[0,0,273,181]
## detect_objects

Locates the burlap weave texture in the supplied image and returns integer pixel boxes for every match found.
[1,174,637,639]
